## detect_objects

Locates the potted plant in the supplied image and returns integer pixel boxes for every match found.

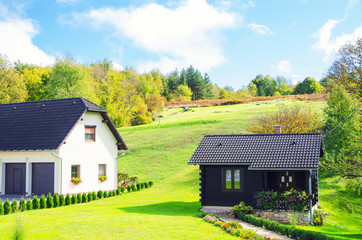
[71,177,82,185]
[99,175,107,182]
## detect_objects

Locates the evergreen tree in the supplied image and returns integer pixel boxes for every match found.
[26,199,33,210]
[32,195,40,210]
[0,200,4,215]
[39,194,46,209]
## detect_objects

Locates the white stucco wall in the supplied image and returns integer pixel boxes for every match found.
[59,112,118,194]
[0,151,60,195]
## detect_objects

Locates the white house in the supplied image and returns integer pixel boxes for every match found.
[0,98,128,196]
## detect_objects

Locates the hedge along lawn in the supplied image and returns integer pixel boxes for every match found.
[2,98,354,240]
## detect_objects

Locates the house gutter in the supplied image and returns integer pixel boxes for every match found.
[309,169,313,225]
[51,151,63,195]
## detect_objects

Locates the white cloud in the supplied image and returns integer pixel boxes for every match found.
[272,60,299,82]
[112,62,124,71]
[70,0,237,72]
[247,23,273,35]
[0,7,54,66]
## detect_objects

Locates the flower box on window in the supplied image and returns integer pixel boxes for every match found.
[71,177,82,185]
[99,175,107,182]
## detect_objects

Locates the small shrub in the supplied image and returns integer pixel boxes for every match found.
[131,185,137,191]
[53,193,60,208]
[65,194,71,205]
[140,183,144,189]
[32,195,40,210]
[144,182,149,188]
[11,199,18,213]
[108,191,112,198]
[120,187,125,193]
[116,189,121,195]
[214,221,224,227]
[97,190,103,199]
[4,199,11,215]
[92,192,97,200]
[71,194,77,204]
[39,195,46,209]
[228,221,243,229]
[19,198,26,212]
[112,190,117,196]
[77,193,82,203]
[221,223,231,230]
[103,191,107,198]
[46,193,54,208]
[87,192,93,201]
[313,210,325,226]
[149,181,153,187]
[226,227,236,233]
[207,219,215,223]
[0,200,4,215]
[59,194,65,206]
[231,201,253,215]
[26,199,33,210]
[136,183,140,191]
[127,186,131,192]
[13,211,25,240]
[82,193,88,203]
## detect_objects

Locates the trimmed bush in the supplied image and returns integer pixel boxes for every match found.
[11,199,18,213]
[108,191,112,198]
[53,193,60,208]
[140,183,144,189]
[71,194,77,204]
[19,198,26,212]
[87,192,93,202]
[97,190,103,199]
[103,191,107,198]
[112,190,116,196]
[65,194,71,205]
[228,221,243,229]
[92,192,97,200]
[116,189,121,195]
[26,199,33,210]
[136,183,140,191]
[131,185,137,191]
[0,200,3,215]
[46,193,54,208]
[144,182,149,188]
[82,193,88,203]
[32,195,40,210]
[59,194,65,206]
[39,194,46,209]
[77,193,82,203]
[149,181,153,187]
[120,187,125,193]
[127,186,131,192]
[4,199,11,215]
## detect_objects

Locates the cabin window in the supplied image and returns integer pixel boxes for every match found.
[85,126,96,142]
[71,165,80,178]
[224,168,242,191]
[98,164,106,177]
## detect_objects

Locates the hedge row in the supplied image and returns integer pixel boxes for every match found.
[236,212,334,240]
[0,181,154,216]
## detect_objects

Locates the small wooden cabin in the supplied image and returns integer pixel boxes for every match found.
[188,126,323,207]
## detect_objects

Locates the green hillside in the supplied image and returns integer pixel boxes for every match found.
[0,99,360,239]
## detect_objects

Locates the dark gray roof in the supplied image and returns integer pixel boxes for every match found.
[0,98,127,151]
[188,133,323,169]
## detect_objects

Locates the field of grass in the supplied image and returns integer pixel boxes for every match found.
[0,98,360,239]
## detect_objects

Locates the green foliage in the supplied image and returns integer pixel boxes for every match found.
[65,194,71,206]
[0,200,4,215]
[82,193,88,203]
[71,195,77,204]
[255,189,309,211]
[32,196,40,210]
[127,186,131,192]
[231,202,254,214]
[97,190,103,199]
[120,187,125,193]
[12,211,25,240]
[149,181,153,187]
[53,193,60,207]
[59,194,65,206]
[144,182,149,188]
[87,192,93,201]
[46,193,53,208]
[11,199,18,213]
[136,183,140,191]
[92,192,97,200]
[131,185,137,191]
[322,86,361,178]
[116,189,121,195]
[77,193,82,203]
[227,221,243,229]
[108,191,112,198]
[103,191,108,198]
[4,200,11,215]
[313,210,325,226]
[26,199,33,210]
[112,190,117,196]
[294,77,321,94]
[19,198,26,212]
[39,195,46,209]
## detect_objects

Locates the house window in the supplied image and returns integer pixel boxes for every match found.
[71,165,80,178]
[85,126,95,142]
[98,164,106,177]
[224,168,242,190]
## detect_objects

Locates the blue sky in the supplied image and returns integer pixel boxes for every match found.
[0,0,361,89]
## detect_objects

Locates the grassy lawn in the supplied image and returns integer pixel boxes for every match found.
[0,98,360,239]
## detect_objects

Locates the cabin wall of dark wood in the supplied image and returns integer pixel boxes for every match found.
[201,165,264,207]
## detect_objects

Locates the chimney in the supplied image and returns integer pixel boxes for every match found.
[274,125,282,134]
